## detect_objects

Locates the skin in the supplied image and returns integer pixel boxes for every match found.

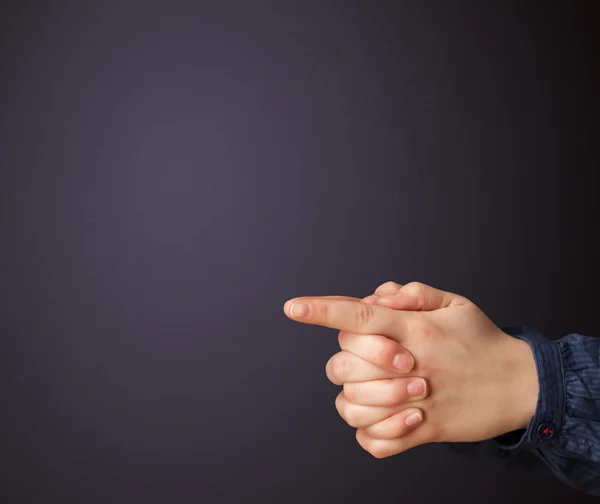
[283,281,539,459]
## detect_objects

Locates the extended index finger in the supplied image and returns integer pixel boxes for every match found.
[308,296,364,303]
[283,296,408,341]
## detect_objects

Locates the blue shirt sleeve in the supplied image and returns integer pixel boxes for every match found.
[489,325,600,496]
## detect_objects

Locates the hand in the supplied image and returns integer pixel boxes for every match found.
[326,325,429,439]
[283,282,538,458]
[283,296,428,437]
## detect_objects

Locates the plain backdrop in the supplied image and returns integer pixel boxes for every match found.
[1,1,598,502]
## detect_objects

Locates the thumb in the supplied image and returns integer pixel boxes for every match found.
[364,282,468,311]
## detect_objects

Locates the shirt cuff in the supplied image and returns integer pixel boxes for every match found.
[492,325,566,452]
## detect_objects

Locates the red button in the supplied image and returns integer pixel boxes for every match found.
[537,422,555,441]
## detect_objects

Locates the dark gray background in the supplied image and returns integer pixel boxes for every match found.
[1,1,598,502]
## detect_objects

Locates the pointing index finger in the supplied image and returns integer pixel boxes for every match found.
[283,297,406,341]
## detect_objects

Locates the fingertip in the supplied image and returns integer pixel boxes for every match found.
[289,302,309,318]
[283,299,296,314]
[405,409,424,427]
[392,352,414,373]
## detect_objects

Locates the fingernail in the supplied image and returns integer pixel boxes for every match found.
[405,411,423,427]
[393,353,414,372]
[407,378,426,398]
[290,302,308,318]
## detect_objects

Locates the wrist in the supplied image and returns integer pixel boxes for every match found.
[504,335,539,430]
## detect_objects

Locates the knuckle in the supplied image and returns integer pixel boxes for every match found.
[404,281,425,293]
[463,300,480,314]
[354,303,374,329]
[355,429,362,444]
[325,358,334,382]
[343,404,361,428]
[375,281,401,294]
[403,282,426,307]
[360,295,378,305]
[332,354,349,382]
[343,383,356,402]
[318,302,330,322]
[326,356,342,385]
[335,392,344,412]
[370,443,390,459]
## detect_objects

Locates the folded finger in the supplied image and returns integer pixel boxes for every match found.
[373,281,403,296]
[355,422,434,458]
[326,351,401,385]
[362,408,425,439]
[338,332,415,374]
[335,390,405,428]
[344,377,429,407]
